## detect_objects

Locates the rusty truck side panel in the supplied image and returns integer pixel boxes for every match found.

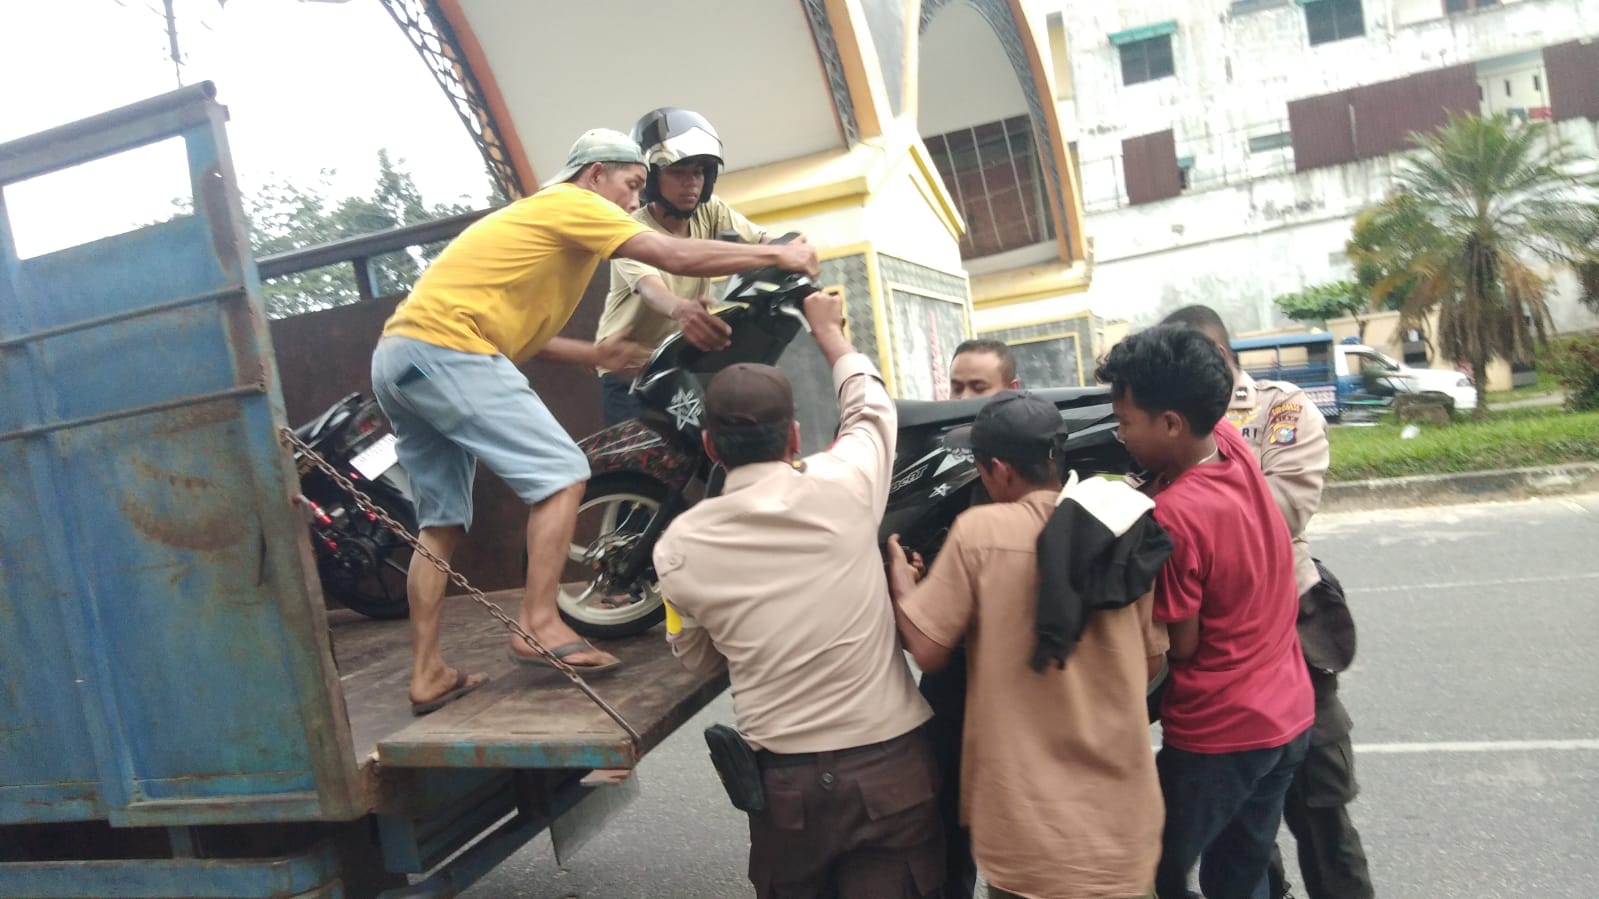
[0,83,364,830]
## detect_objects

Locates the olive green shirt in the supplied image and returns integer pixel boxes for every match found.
[594,195,766,373]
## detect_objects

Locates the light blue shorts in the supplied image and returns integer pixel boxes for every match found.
[370,336,591,530]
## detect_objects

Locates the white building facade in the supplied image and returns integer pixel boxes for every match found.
[1040,0,1599,338]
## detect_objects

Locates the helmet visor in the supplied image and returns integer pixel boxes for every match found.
[646,127,723,169]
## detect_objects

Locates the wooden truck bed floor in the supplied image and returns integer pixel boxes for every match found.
[330,590,728,771]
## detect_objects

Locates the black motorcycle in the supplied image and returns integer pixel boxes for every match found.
[552,240,1132,639]
[292,393,416,620]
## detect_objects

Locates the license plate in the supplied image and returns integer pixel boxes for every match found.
[350,433,399,480]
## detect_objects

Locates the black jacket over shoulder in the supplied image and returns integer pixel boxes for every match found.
[1032,476,1173,672]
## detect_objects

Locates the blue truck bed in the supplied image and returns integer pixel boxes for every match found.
[0,83,724,899]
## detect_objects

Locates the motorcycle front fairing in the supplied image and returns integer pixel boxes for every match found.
[631,287,807,450]
[879,386,1129,560]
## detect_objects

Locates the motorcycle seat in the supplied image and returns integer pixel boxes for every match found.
[294,393,361,443]
[894,386,1112,431]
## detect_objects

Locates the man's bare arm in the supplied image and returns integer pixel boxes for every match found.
[885,535,953,672]
[804,291,854,367]
[616,231,819,279]
[893,600,952,673]
[535,334,650,376]
[1167,617,1200,661]
[636,274,731,351]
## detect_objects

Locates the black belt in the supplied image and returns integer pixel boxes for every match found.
[756,730,917,768]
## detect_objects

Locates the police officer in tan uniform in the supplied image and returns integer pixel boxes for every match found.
[655,291,943,898]
[1163,305,1373,899]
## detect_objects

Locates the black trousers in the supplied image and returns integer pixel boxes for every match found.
[599,373,642,427]
[917,653,976,898]
[1266,673,1375,899]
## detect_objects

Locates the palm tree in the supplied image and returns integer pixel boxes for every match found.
[1348,113,1599,415]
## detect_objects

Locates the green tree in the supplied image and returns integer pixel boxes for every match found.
[246,151,478,317]
[1348,211,1418,314]
[1350,113,1599,415]
[1274,280,1369,340]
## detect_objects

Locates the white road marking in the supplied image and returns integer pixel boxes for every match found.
[1353,739,1599,754]
[1350,572,1599,593]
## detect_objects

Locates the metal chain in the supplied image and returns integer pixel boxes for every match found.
[280,427,641,745]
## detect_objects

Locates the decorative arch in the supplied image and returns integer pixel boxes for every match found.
[378,0,532,199]
[911,0,1085,263]
[381,0,885,198]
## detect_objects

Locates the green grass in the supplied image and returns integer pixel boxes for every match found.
[1327,407,1599,481]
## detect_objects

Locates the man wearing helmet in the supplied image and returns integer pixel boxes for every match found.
[595,108,774,425]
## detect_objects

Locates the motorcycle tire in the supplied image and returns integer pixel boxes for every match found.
[536,474,672,640]
[319,486,415,621]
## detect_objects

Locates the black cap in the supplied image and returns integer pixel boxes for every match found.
[944,391,1061,462]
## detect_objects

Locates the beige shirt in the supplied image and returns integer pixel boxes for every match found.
[654,353,930,753]
[899,490,1166,899]
[1224,371,1330,595]
[594,195,766,373]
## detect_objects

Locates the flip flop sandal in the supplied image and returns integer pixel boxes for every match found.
[410,669,489,717]
[507,640,623,676]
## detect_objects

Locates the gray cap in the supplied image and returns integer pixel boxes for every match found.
[541,129,646,190]
[944,390,1062,463]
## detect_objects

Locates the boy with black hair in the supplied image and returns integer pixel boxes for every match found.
[1161,305,1371,899]
[1096,326,1313,899]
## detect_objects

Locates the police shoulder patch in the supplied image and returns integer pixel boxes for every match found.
[1269,424,1297,446]
[1266,401,1302,428]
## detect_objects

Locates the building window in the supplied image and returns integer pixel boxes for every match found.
[1119,35,1175,85]
[1122,129,1183,205]
[1305,0,1365,46]
[1445,0,1496,12]
[1248,132,1294,153]
[925,115,1057,259]
[1231,0,1290,13]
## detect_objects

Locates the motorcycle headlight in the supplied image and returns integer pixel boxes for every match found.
[1456,377,1472,388]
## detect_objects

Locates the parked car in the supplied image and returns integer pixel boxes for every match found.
[1232,332,1476,419]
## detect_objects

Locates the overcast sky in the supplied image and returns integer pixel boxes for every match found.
[1,0,490,257]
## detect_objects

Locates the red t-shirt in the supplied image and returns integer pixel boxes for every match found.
[1152,422,1313,753]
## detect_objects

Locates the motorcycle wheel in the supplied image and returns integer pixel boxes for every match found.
[320,486,415,620]
[551,474,671,639]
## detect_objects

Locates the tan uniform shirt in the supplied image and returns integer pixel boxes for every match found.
[1224,371,1330,595]
[594,196,766,373]
[654,353,930,753]
[900,490,1166,899]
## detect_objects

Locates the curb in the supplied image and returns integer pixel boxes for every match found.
[1322,462,1599,511]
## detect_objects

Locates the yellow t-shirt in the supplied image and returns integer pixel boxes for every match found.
[382,184,649,363]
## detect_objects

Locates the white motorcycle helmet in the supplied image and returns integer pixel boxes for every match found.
[632,107,723,219]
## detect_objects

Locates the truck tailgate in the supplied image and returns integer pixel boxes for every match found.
[365,621,728,770]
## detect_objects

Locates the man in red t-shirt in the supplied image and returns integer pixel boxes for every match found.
[1097,326,1313,899]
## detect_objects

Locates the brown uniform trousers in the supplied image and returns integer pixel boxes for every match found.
[748,729,945,899]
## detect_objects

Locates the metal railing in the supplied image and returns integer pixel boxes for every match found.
[255,206,497,305]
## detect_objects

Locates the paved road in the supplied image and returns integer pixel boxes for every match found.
[463,493,1599,899]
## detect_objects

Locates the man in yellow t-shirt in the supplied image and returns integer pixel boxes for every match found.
[371,129,820,715]
[594,108,768,425]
